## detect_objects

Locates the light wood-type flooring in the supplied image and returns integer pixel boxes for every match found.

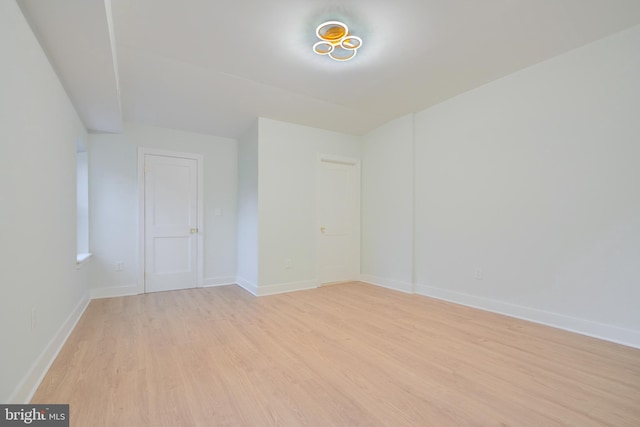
[32,282,640,426]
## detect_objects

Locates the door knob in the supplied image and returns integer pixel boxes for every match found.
[320,227,326,233]
[190,228,198,234]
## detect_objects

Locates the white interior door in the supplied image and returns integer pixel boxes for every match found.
[144,154,198,293]
[317,155,360,285]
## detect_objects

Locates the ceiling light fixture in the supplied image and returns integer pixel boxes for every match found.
[313,21,362,61]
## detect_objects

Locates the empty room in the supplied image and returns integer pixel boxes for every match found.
[2,0,639,425]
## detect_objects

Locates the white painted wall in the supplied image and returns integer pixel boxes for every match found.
[257,118,361,293]
[361,115,414,293]
[413,25,640,345]
[89,122,237,296]
[89,131,138,294]
[0,0,89,402]
[76,150,89,253]
[236,121,259,290]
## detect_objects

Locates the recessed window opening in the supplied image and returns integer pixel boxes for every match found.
[76,137,90,265]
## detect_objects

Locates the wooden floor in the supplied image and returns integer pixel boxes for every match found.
[33,282,640,426]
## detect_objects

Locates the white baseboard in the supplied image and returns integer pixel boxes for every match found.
[90,285,138,299]
[360,275,414,294]
[256,280,317,296]
[8,291,91,404]
[415,283,640,350]
[201,276,236,287]
[235,277,258,296]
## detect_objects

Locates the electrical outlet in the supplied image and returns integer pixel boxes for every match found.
[285,258,292,269]
[475,268,483,280]
[116,261,124,271]
[31,307,37,330]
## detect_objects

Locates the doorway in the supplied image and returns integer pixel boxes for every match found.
[316,154,361,285]
[138,148,203,293]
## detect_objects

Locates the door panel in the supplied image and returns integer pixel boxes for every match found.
[144,154,198,293]
[319,167,351,236]
[153,237,191,274]
[317,157,360,285]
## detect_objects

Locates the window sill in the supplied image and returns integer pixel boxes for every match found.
[76,253,93,269]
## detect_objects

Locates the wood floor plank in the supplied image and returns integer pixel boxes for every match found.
[31,282,640,426]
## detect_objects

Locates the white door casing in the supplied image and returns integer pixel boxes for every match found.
[316,154,361,285]
[138,149,203,293]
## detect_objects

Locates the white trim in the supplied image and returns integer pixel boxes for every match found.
[8,291,90,404]
[75,252,93,270]
[318,153,360,166]
[360,275,414,294]
[195,154,204,287]
[415,283,640,350]
[256,280,317,296]
[137,149,145,294]
[137,147,204,294]
[235,277,258,296]
[90,285,139,299]
[410,113,417,287]
[202,277,237,287]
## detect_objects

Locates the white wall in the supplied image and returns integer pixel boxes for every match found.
[89,122,237,296]
[257,118,361,293]
[361,115,414,293]
[89,130,138,294]
[236,121,259,290]
[76,151,89,253]
[0,0,89,402]
[412,25,640,345]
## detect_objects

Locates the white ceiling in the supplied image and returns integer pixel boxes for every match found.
[19,0,123,133]
[19,0,640,138]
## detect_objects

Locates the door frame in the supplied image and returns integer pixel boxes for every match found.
[137,147,204,294]
[315,153,361,286]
